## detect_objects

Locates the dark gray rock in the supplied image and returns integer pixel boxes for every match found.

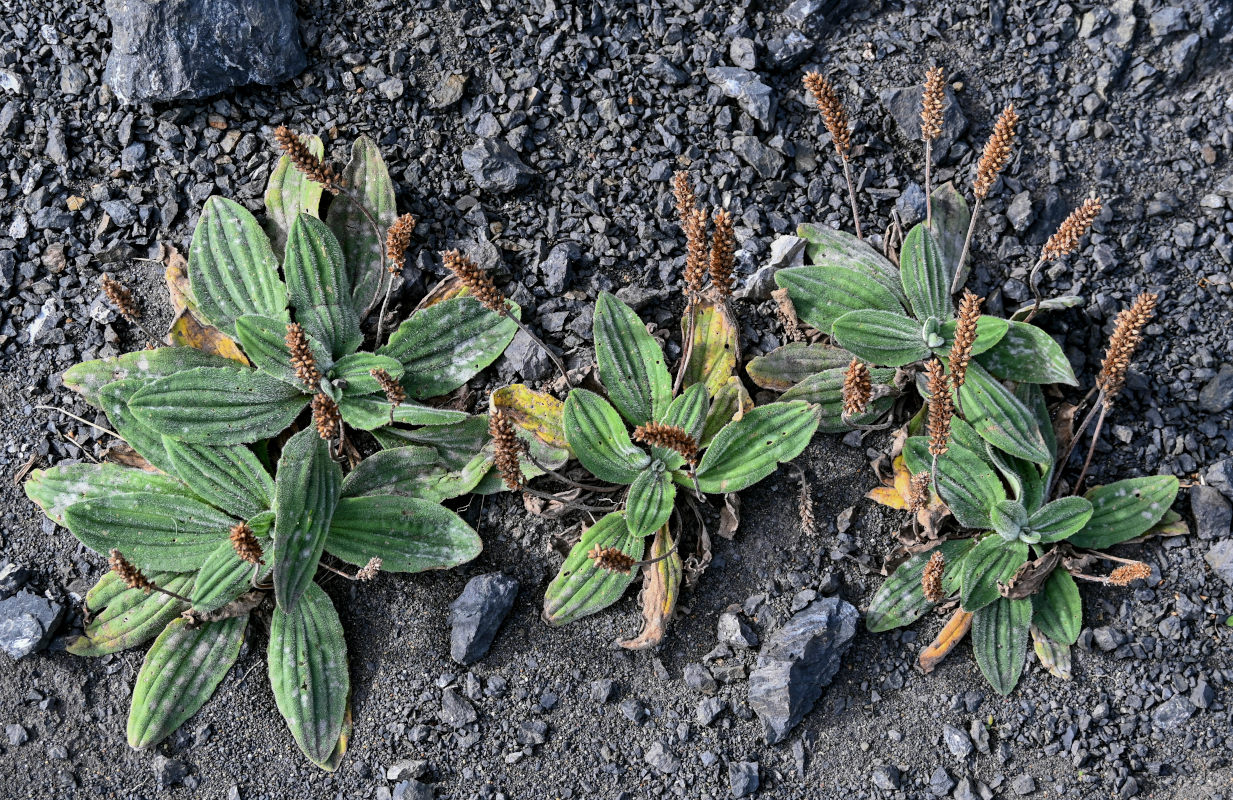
[461,139,534,193]
[729,761,759,797]
[1008,192,1035,232]
[684,663,718,694]
[644,741,679,774]
[697,696,725,726]
[5,724,27,746]
[0,563,31,600]
[880,84,967,158]
[1191,485,1231,540]
[448,573,518,665]
[747,597,858,743]
[1151,694,1195,730]
[929,766,956,795]
[871,764,900,790]
[943,723,974,758]
[1198,364,1233,413]
[764,30,814,72]
[387,759,429,781]
[1204,459,1233,500]
[732,135,783,179]
[0,590,64,660]
[1011,774,1037,795]
[428,74,467,109]
[393,779,434,800]
[152,755,189,787]
[705,67,774,128]
[103,0,306,104]
[1205,540,1233,588]
[537,242,578,295]
[501,329,554,382]
[718,611,758,649]
[589,679,615,704]
[737,235,805,300]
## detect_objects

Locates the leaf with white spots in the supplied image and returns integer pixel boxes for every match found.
[1068,475,1179,549]
[188,196,288,336]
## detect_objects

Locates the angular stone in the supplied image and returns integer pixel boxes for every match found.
[732,135,783,179]
[1191,485,1231,540]
[0,590,64,660]
[880,84,967,158]
[729,761,759,797]
[461,139,534,193]
[448,573,518,665]
[1205,540,1233,588]
[1151,694,1195,730]
[718,611,758,649]
[644,741,679,774]
[1198,365,1233,413]
[705,67,775,128]
[943,723,974,758]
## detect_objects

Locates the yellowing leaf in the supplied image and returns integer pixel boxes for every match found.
[490,384,570,453]
[867,485,908,510]
[680,299,738,396]
[168,309,250,366]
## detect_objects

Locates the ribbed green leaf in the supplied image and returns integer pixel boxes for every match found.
[98,379,178,474]
[332,353,404,396]
[987,447,1047,514]
[832,309,930,367]
[340,445,440,497]
[161,439,273,520]
[376,414,491,470]
[899,224,953,321]
[972,596,1032,695]
[337,395,467,431]
[1068,476,1179,549]
[926,182,970,286]
[960,536,1028,612]
[563,389,651,485]
[780,365,896,433]
[1010,295,1083,321]
[700,376,750,447]
[265,132,325,256]
[67,571,193,657]
[776,266,905,337]
[284,214,361,359]
[680,299,738,396]
[958,361,1052,464]
[268,581,349,769]
[543,512,644,625]
[903,438,1004,530]
[25,463,193,525]
[746,342,855,391]
[796,224,906,304]
[1015,383,1057,467]
[326,495,482,572]
[866,539,975,632]
[1032,569,1081,645]
[650,383,709,471]
[233,314,331,389]
[626,468,676,538]
[273,430,342,612]
[63,492,236,572]
[379,296,518,400]
[127,615,246,748]
[990,499,1028,541]
[64,347,236,408]
[191,511,273,614]
[594,292,672,426]
[935,316,1008,358]
[695,402,820,494]
[976,321,1078,386]
[188,196,288,336]
[1027,497,1093,543]
[327,135,398,317]
[1031,624,1073,680]
[128,367,308,446]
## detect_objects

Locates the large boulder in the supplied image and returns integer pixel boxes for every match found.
[104,0,307,104]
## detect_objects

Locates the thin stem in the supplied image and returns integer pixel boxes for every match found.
[629,540,681,571]
[129,317,166,349]
[318,562,365,581]
[1023,257,1049,323]
[521,486,620,513]
[924,139,934,227]
[1050,388,1104,499]
[509,311,570,387]
[951,197,983,295]
[1073,401,1109,496]
[842,159,863,240]
[376,278,395,347]
[35,406,120,439]
[674,296,699,395]
[523,448,620,493]
[153,585,193,604]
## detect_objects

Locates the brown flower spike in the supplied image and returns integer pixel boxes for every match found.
[101,274,141,321]
[1109,562,1151,586]
[442,249,507,315]
[842,358,872,416]
[1096,293,1157,401]
[973,104,1019,200]
[109,549,155,594]
[230,523,263,565]
[926,359,953,457]
[589,546,636,574]
[286,322,321,389]
[922,551,946,602]
[489,408,524,490]
[803,72,851,159]
[948,291,983,390]
[385,213,417,271]
[709,208,736,297]
[371,368,405,408]
[312,392,341,441]
[633,422,699,464]
[683,207,709,294]
[672,170,698,227]
[273,126,339,192]
[908,472,932,513]
[1041,197,1102,263]
[355,557,382,582]
[772,287,803,342]
[920,66,945,142]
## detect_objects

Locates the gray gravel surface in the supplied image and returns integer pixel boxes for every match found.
[2,0,1232,798]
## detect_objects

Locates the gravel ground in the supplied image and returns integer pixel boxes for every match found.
[2,0,1233,798]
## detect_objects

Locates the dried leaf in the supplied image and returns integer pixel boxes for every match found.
[836,505,855,535]
[919,608,973,673]
[717,493,740,540]
[999,549,1063,600]
[181,590,266,627]
[102,443,159,472]
[168,309,251,365]
[619,526,682,650]
[490,385,570,452]
[162,243,196,315]
[414,275,466,312]
[1052,401,1081,460]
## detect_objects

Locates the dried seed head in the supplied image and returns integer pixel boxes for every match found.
[356,557,382,582]
[803,72,852,160]
[229,522,263,565]
[1108,561,1151,586]
[1096,293,1157,401]
[920,66,945,142]
[973,104,1019,200]
[1041,197,1102,263]
[385,214,417,271]
[312,392,341,441]
[442,249,507,314]
[633,422,699,464]
[101,274,141,321]
[273,126,339,192]
[588,546,636,574]
[683,207,709,294]
[926,359,953,457]
[842,358,872,416]
[285,323,321,389]
[371,368,405,407]
[772,287,803,342]
[489,408,524,490]
[948,290,983,390]
[108,549,155,594]
[709,208,736,298]
[672,170,698,228]
[922,551,946,602]
[797,470,817,537]
[908,472,932,513]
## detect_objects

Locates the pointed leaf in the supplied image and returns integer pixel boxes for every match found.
[98,379,177,474]
[490,384,570,453]
[25,463,193,525]
[958,361,1052,464]
[340,446,441,497]
[1027,497,1093,543]
[960,536,1028,612]
[1031,625,1073,680]
[795,223,906,303]
[935,316,1008,358]
[63,492,237,571]
[326,495,482,572]
[776,266,904,336]
[273,429,342,612]
[1010,295,1083,321]
[192,511,273,614]
[543,513,644,625]
[233,314,331,389]
[370,415,490,470]
[700,376,752,447]
[626,468,676,538]
[780,365,896,433]
[976,321,1078,386]
[695,402,821,494]
[284,214,361,359]
[168,308,251,364]
[562,389,651,485]
[746,342,854,391]
[926,181,971,285]
[594,292,672,426]
[971,596,1032,695]
[865,539,975,632]
[832,309,930,367]
[188,196,288,335]
[265,133,325,256]
[127,615,246,748]
[67,572,193,657]
[162,439,274,519]
[63,347,236,408]
[903,438,1005,530]
[337,395,468,431]
[1068,476,1179,549]
[268,581,349,769]
[327,135,398,316]
[379,296,518,400]
[900,223,953,321]
[331,353,404,396]
[680,298,737,396]
[1032,569,1081,645]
